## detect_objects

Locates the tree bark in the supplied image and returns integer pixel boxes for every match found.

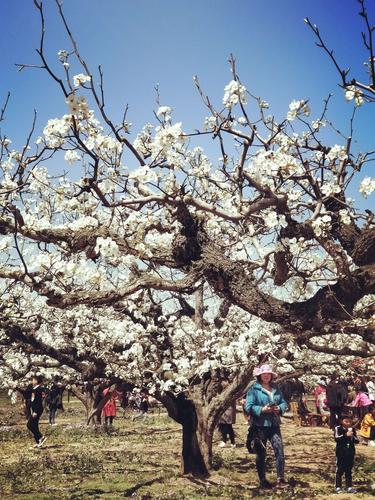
[177,396,212,477]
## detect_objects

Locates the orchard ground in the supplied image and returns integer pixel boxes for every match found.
[0,392,374,499]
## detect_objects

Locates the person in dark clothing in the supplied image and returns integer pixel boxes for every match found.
[46,376,64,425]
[27,375,47,448]
[334,413,359,493]
[326,374,348,429]
[21,383,34,420]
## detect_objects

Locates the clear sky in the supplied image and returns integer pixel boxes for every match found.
[1,0,374,209]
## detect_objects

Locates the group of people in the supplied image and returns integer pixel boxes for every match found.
[24,377,151,442]
[100,388,150,427]
[314,374,375,425]
[216,365,375,493]
[21,367,374,493]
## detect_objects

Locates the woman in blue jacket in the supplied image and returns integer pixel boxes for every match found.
[245,364,288,489]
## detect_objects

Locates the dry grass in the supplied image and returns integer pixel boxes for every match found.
[0,393,374,499]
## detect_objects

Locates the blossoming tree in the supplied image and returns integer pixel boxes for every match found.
[0,0,374,476]
[0,279,360,476]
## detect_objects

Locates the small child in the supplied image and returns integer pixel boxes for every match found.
[359,405,375,444]
[334,413,359,494]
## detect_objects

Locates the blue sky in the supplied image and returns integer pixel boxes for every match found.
[1,0,374,208]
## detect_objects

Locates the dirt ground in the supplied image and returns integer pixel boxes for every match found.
[0,393,374,499]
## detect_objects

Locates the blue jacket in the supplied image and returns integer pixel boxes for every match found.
[245,382,288,427]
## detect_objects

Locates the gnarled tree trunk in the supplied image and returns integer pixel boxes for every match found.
[177,396,213,476]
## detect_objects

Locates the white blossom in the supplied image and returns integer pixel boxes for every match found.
[222,80,247,109]
[287,99,310,121]
[359,176,375,198]
[73,73,91,87]
[345,85,364,107]
[64,150,81,164]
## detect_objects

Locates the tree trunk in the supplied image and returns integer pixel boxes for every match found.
[177,397,212,477]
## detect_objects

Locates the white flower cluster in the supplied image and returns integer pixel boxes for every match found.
[150,122,185,159]
[339,209,351,225]
[345,85,364,107]
[66,94,90,117]
[204,116,217,130]
[359,176,375,198]
[57,49,69,69]
[94,237,121,264]
[58,49,68,61]
[222,80,247,109]
[287,99,310,121]
[64,150,81,164]
[320,180,341,197]
[247,149,302,188]
[156,106,172,121]
[262,210,287,229]
[42,115,71,148]
[133,123,153,156]
[73,73,91,88]
[311,214,332,237]
[326,144,347,163]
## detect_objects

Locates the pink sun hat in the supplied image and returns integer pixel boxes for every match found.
[255,364,277,377]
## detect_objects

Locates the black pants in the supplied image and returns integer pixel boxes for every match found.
[49,407,57,424]
[27,412,43,443]
[336,449,354,488]
[249,426,285,481]
[105,416,114,426]
[329,406,344,429]
[218,423,235,444]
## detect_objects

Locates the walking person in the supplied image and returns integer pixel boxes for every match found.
[27,375,47,448]
[217,380,236,448]
[47,376,64,426]
[326,373,348,429]
[245,364,289,490]
[334,413,359,493]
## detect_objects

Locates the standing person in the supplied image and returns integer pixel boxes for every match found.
[313,379,327,414]
[27,375,47,448]
[132,391,149,421]
[359,406,375,444]
[365,377,375,403]
[326,374,348,428]
[334,413,359,494]
[47,376,64,426]
[351,387,373,421]
[245,364,289,490]
[21,383,33,420]
[217,381,236,448]
[353,375,367,393]
[102,386,121,428]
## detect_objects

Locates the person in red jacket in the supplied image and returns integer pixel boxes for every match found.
[102,386,122,428]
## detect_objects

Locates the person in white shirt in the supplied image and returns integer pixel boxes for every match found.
[365,378,375,402]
